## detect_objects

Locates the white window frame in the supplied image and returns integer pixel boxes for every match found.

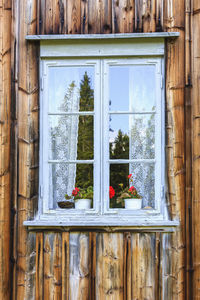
[24,33,180,228]
[40,59,101,216]
[102,58,163,217]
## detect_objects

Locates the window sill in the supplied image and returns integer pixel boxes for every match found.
[26,32,180,41]
[24,219,179,232]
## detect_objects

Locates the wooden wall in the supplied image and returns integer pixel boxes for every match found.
[1,0,199,299]
[191,0,200,298]
[0,0,11,299]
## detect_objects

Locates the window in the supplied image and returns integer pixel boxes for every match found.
[25,33,179,227]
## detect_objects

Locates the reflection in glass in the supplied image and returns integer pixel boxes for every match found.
[109,65,156,112]
[109,163,155,209]
[109,114,155,160]
[130,162,155,208]
[49,163,93,208]
[130,114,155,159]
[109,164,129,208]
[49,67,94,112]
[49,115,94,160]
[109,115,129,159]
[109,67,129,111]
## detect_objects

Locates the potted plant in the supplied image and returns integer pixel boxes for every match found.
[72,186,93,209]
[119,174,142,209]
[57,193,75,209]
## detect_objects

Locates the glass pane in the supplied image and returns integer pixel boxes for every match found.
[49,66,94,112]
[109,65,156,112]
[130,114,155,159]
[109,164,129,208]
[109,163,155,209]
[49,115,94,160]
[109,67,129,111]
[130,162,155,208]
[109,114,155,159]
[49,163,93,208]
[109,115,129,159]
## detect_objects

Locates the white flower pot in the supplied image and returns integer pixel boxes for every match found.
[75,199,92,209]
[124,198,142,210]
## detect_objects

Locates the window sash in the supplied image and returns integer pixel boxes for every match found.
[102,58,163,214]
[40,59,101,215]
[40,57,164,218]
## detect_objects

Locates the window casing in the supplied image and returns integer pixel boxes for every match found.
[34,36,171,226]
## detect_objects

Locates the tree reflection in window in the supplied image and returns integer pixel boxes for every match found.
[50,72,94,207]
[109,111,155,209]
[75,73,94,190]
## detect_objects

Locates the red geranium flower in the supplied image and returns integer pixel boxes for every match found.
[128,174,132,179]
[109,186,115,199]
[129,186,136,193]
[72,187,80,196]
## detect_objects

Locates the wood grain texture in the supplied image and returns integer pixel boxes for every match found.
[193,0,200,11]
[44,233,62,299]
[44,234,54,299]
[156,0,163,31]
[36,0,167,35]
[123,232,132,300]
[67,0,81,34]
[53,233,62,298]
[155,232,161,300]
[192,8,200,300]
[96,233,124,300]
[10,0,19,297]
[131,233,156,300]
[0,1,11,299]
[112,0,135,34]
[36,233,44,300]
[25,233,36,300]
[5,0,196,299]
[38,0,46,34]
[185,1,192,299]
[91,232,96,300]
[16,197,29,299]
[62,232,69,300]
[88,0,101,34]
[14,1,39,300]
[58,0,66,34]
[45,0,53,34]
[69,233,90,300]
[164,2,186,299]
[52,0,60,33]
[81,0,89,34]
[141,0,156,33]
[101,0,112,34]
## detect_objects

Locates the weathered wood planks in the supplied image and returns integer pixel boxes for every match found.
[0,1,11,299]
[69,233,90,300]
[43,233,62,299]
[12,1,39,300]
[5,0,194,299]
[96,233,124,299]
[185,0,192,299]
[164,0,186,299]
[34,0,165,34]
[131,233,156,299]
[18,231,177,299]
[192,1,200,298]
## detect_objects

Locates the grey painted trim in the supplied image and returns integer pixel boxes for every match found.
[40,40,165,57]
[26,32,180,41]
[24,220,179,232]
